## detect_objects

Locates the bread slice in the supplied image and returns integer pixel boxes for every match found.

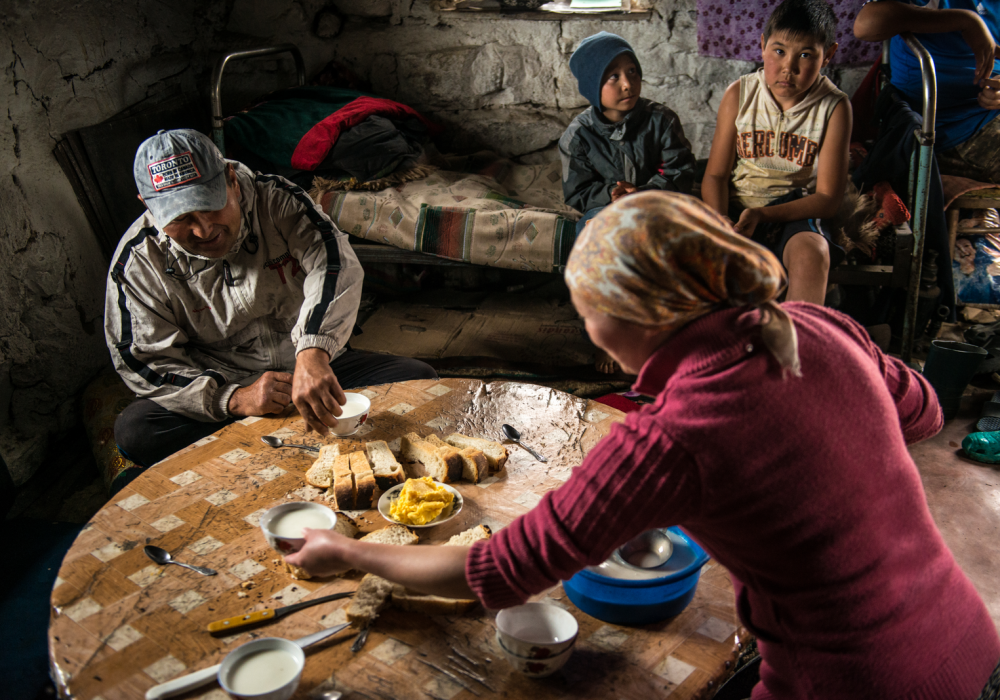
[346,573,395,626]
[400,432,463,483]
[365,440,405,491]
[424,435,486,483]
[349,451,377,509]
[444,433,508,473]
[359,524,419,546]
[387,525,492,614]
[327,453,356,510]
[305,445,340,489]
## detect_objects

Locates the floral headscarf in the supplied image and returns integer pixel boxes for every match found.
[565,191,801,376]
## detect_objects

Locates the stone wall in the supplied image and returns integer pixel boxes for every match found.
[1,0,869,485]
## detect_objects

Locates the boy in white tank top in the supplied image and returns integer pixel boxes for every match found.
[702,0,852,305]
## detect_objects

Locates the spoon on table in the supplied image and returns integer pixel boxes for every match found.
[260,435,320,452]
[501,424,547,463]
[144,545,217,576]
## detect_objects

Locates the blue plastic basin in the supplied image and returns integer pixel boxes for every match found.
[563,527,710,626]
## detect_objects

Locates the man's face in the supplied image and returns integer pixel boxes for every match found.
[600,53,641,123]
[760,30,834,110]
[156,168,242,258]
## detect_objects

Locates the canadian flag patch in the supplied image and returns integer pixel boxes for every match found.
[148,151,201,191]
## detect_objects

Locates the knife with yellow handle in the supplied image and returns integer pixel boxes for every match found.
[207,590,354,634]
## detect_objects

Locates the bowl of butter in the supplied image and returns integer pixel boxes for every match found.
[378,477,463,528]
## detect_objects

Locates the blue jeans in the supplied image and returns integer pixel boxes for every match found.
[575,207,606,236]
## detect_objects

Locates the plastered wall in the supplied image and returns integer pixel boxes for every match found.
[1,0,867,485]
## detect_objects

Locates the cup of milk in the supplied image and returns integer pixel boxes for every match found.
[331,392,371,436]
[218,637,304,700]
[260,502,338,554]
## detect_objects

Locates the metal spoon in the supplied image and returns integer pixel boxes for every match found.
[501,424,547,462]
[260,435,320,452]
[144,545,217,576]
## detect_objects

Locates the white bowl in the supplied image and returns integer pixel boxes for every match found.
[331,392,371,436]
[218,637,304,700]
[495,631,575,677]
[496,602,579,659]
[377,481,463,528]
[259,502,338,554]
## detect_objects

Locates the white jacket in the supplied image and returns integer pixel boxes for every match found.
[104,162,363,422]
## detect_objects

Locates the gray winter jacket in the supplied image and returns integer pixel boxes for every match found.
[558,98,695,214]
[104,162,363,422]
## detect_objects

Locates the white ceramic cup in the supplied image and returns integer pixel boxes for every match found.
[218,637,304,700]
[495,602,579,672]
[331,392,371,436]
[495,631,575,677]
[259,502,338,554]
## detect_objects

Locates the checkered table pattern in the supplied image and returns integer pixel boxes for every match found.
[49,379,742,699]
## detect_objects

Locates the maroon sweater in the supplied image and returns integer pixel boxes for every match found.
[467,303,999,699]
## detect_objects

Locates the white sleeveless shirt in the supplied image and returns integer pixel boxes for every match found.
[730,69,846,209]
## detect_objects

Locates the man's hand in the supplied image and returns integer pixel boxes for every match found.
[292,347,346,435]
[979,75,1000,109]
[961,12,997,85]
[284,529,354,577]
[734,208,764,238]
[611,181,637,201]
[228,371,293,417]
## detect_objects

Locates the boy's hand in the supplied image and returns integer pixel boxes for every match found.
[979,76,1000,109]
[734,208,764,238]
[611,181,637,201]
[284,529,354,577]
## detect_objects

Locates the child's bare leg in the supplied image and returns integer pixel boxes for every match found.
[782,231,830,304]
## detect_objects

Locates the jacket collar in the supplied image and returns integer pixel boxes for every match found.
[586,98,649,141]
[633,306,763,396]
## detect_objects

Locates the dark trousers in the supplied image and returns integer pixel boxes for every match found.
[115,350,437,469]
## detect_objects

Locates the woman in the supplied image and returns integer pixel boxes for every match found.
[287,192,1000,699]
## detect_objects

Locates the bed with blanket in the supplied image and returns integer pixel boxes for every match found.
[222,83,580,273]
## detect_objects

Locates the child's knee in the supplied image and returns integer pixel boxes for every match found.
[784,232,830,274]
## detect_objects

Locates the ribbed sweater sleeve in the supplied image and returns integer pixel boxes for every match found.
[466,410,701,610]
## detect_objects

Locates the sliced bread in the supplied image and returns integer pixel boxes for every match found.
[305,444,340,489]
[400,432,463,483]
[424,435,486,483]
[349,451,377,509]
[445,433,508,473]
[334,512,361,539]
[359,524,420,546]
[365,440,405,491]
[327,453,356,510]
[346,573,395,627]
[445,524,492,547]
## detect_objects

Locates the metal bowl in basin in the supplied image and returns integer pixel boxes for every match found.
[562,527,709,626]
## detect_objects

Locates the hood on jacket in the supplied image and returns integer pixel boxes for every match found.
[569,32,642,111]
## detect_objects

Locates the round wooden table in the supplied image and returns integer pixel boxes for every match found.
[48,379,742,700]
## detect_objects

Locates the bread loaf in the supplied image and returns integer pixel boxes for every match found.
[424,435,486,483]
[400,432,463,483]
[444,433,508,473]
[305,445,340,489]
[365,440,405,491]
[327,453,356,510]
[349,451,377,509]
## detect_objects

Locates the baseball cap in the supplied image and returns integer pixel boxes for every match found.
[133,129,229,227]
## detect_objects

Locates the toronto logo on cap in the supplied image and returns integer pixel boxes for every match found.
[148,152,201,191]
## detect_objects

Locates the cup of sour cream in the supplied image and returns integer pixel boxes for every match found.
[259,502,338,554]
[218,637,304,700]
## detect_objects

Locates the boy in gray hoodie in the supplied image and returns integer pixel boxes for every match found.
[559,32,695,235]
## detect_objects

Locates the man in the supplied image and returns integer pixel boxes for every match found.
[855,0,1000,183]
[106,129,436,470]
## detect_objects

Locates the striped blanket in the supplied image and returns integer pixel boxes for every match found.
[312,152,581,273]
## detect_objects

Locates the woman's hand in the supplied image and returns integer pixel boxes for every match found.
[284,529,354,577]
[734,208,764,238]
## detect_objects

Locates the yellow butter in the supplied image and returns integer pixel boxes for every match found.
[390,477,454,526]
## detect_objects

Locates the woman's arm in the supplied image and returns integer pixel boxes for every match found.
[701,82,740,219]
[854,0,995,84]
